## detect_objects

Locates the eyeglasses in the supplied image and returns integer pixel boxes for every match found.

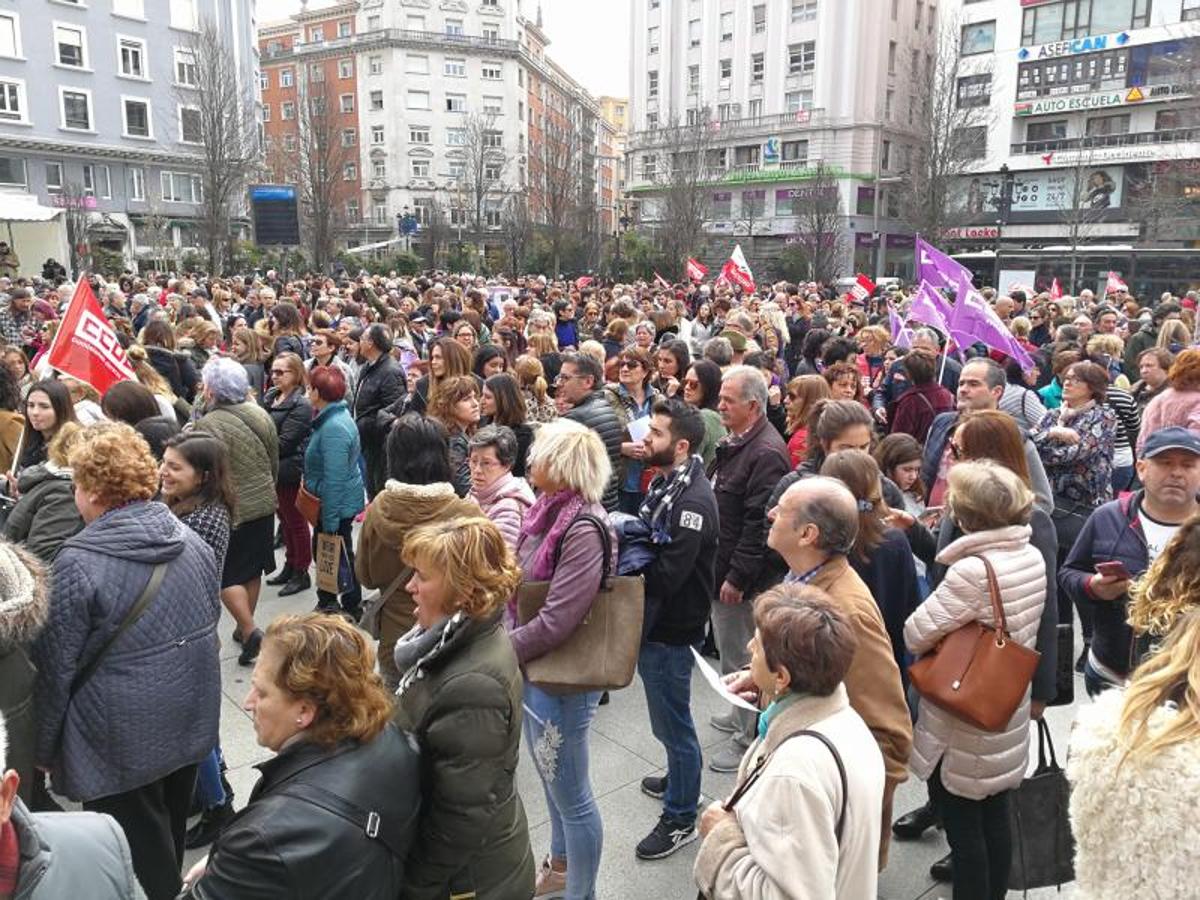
[270,369,289,377]
[554,373,584,385]
[1061,373,1081,385]
[950,442,964,460]
[682,378,700,388]
[619,360,643,370]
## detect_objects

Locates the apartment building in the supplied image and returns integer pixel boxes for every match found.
[0,0,259,272]
[598,95,630,206]
[627,0,938,279]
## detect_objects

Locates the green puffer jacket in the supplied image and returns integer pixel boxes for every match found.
[195,402,279,526]
[393,612,535,900]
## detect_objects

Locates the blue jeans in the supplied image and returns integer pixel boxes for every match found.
[194,747,226,810]
[638,642,701,823]
[523,682,603,900]
[1112,464,1135,494]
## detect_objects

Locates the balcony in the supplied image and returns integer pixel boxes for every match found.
[263,28,520,62]
[629,109,828,150]
[1010,127,1200,157]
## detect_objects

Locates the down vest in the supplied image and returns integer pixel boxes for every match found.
[33,501,221,802]
[904,524,1046,801]
[563,390,625,512]
[195,402,279,526]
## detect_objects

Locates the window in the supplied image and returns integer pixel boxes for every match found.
[748,98,763,118]
[880,139,891,171]
[343,162,357,180]
[338,58,353,79]
[791,0,817,22]
[113,0,146,17]
[447,127,466,145]
[0,79,26,123]
[338,20,351,38]
[179,106,201,143]
[1022,0,1153,43]
[261,104,270,121]
[1086,113,1131,136]
[956,73,991,108]
[720,12,733,41]
[782,139,808,162]
[449,206,466,226]
[688,64,700,93]
[123,98,151,138]
[885,89,894,118]
[446,93,466,112]
[1026,119,1068,151]
[751,53,764,84]
[281,101,295,119]
[407,126,428,144]
[483,24,500,42]
[129,166,145,200]
[373,205,388,226]
[175,48,198,86]
[0,156,23,190]
[712,192,732,217]
[368,15,381,30]
[161,171,202,203]
[346,199,359,222]
[753,5,767,33]
[369,125,384,145]
[445,18,465,36]
[412,159,430,178]
[642,154,657,180]
[0,13,19,59]
[283,134,296,151]
[485,208,502,228]
[1186,0,1200,20]
[406,55,428,75]
[482,96,502,114]
[482,62,502,80]
[448,160,465,179]
[788,42,816,74]
[309,64,324,83]
[954,125,987,160]
[369,55,382,75]
[888,41,896,75]
[371,90,385,110]
[649,25,660,53]
[60,88,93,130]
[719,59,732,80]
[648,70,659,98]
[46,162,63,193]
[279,68,293,88]
[688,19,701,48]
[340,93,354,113]
[405,14,424,30]
[960,21,995,56]
[372,159,386,178]
[118,37,146,79]
[55,24,87,69]
[83,164,111,199]
[412,198,433,226]
[169,0,198,31]
[341,128,356,146]
[483,130,503,149]
[785,90,813,112]
[915,0,923,30]
[445,58,466,77]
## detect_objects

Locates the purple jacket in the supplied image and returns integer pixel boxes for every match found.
[505,502,617,665]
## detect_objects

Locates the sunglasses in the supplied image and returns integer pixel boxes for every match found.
[619,360,643,370]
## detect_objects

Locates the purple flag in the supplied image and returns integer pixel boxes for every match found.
[949,275,1035,370]
[916,236,974,293]
[908,281,953,334]
[888,303,912,349]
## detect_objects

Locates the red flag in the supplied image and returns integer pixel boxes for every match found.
[719,244,755,292]
[653,271,671,290]
[686,257,708,282]
[1106,271,1128,295]
[848,273,876,304]
[1050,277,1063,299]
[575,276,594,290]
[46,278,136,395]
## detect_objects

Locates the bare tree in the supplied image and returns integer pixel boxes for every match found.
[420,197,450,269]
[501,193,534,274]
[896,17,994,244]
[290,79,354,271]
[460,113,510,251]
[537,105,583,277]
[140,196,175,273]
[734,189,766,260]
[176,20,259,273]
[54,183,92,278]
[793,164,847,284]
[647,110,718,278]
[1048,142,1114,289]
[1125,159,1197,245]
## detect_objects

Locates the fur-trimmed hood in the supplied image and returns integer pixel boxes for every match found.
[0,538,47,648]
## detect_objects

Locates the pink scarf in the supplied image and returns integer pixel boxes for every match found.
[521,488,587,580]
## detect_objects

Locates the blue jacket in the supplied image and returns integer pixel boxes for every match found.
[34,501,221,802]
[304,400,365,533]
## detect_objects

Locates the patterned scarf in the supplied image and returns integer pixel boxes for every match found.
[639,455,704,543]
[520,489,587,580]
[393,611,468,697]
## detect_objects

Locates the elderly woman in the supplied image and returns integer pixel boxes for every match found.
[393,518,535,898]
[614,346,661,514]
[468,425,535,550]
[904,461,1046,900]
[1137,347,1200,450]
[356,414,477,691]
[3,422,84,562]
[694,584,884,900]
[180,614,420,899]
[194,357,280,666]
[262,352,313,597]
[506,419,615,900]
[33,422,221,900]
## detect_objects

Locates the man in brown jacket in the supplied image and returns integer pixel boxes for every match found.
[764,475,913,869]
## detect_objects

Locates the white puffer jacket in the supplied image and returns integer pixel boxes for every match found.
[904,524,1046,800]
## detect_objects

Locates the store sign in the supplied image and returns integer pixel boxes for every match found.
[1015,90,1124,115]
[1018,31,1130,61]
[943,226,1000,240]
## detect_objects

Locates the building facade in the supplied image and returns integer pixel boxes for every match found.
[0,0,259,274]
[627,0,938,280]
[950,0,1200,294]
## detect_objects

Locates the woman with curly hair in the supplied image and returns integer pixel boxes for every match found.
[823,360,866,405]
[392,517,535,899]
[1127,516,1200,665]
[428,374,481,498]
[1138,348,1200,453]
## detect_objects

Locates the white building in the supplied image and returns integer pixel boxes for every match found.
[627,0,937,280]
[951,0,1200,295]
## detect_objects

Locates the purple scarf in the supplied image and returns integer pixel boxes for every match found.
[520,488,587,580]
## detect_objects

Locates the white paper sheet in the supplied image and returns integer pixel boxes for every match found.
[626,415,652,443]
[691,647,761,712]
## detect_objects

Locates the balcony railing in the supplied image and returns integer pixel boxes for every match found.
[264,28,520,61]
[629,110,827,148]
[1010,127,1200,155]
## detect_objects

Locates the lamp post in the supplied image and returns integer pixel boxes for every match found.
[613,212,630,279]
[992,163,1015,290]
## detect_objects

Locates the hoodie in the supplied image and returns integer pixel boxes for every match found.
[471,473,534,550]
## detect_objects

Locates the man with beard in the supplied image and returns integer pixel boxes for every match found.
[632,399,718,860]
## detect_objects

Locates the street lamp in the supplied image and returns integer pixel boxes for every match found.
[614,212,631,279]
[992,163,1015,289]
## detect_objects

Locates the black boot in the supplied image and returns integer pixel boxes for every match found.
[266,565,294,587]
[238,628,263,666]
[278,571,311,597]
[185,798,235,850]
[891,802,942,840]
[930,852,952,882]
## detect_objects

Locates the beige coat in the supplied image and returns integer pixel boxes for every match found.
[905,524,1046,800]
[694,686,885,900]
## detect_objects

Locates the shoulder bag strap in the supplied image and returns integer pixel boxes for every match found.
[381,564,412,603]
[552,512,613,587]
[975,554,1009,637]
[721,729,849,845]
[273,782,410,860]
[70,562,169,696]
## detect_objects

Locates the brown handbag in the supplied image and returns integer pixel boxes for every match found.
[908,554,1041,732]
[516,513,644,694]
[296,480,321,528]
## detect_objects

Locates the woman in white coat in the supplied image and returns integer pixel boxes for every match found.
[904,460,1046,900]
[694,583,885,900]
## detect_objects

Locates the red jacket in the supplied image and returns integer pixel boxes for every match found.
[890,382,955,444]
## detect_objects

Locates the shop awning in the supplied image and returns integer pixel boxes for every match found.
[0,193,63,223]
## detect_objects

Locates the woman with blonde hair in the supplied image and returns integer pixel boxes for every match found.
[1127,517,1200,660]
[3,421,84,562]
[515,354,557,423]
[785,374,832,467]
[1067,608,1200,898]
[392,517,535,898]
[230,324,268,400]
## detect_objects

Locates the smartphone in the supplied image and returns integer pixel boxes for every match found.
[1096,560,1133,580]
[919,505,945,525]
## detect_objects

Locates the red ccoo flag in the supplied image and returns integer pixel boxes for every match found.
[575,275,594,290]
[719,244,755,292]
[686,257,708,282]
[1050,277,1063,300]
[47,278,136,396]
[1105,271,1129,295]
[848,273,876,304]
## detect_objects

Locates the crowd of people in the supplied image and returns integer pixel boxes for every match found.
[0,265,1197,899]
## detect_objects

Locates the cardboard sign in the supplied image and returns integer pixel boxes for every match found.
[315,532,344,595]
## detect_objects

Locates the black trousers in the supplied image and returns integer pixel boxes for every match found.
[84,763,198,900]
[928,761,1012,900]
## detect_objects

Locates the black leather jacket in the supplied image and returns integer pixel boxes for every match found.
[185,725,420,900]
